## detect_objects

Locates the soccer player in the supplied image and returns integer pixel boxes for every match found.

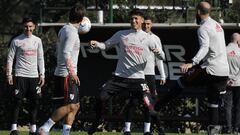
[38,3,86,135]
[222,33,240,134]
[6,17,45,135]
[87,8,165,135]
[123,16,166,135]
[153,2,229,135]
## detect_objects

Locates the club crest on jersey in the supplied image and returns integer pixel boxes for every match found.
[15,89,19,95]
[70,94,74,100]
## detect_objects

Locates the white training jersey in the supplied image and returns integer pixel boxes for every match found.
[96,29,165,79]
[226,42,240,86]
[54,23,80,77]
[6,34,45,78]
[192,17,229,76]
[144,32,166,80]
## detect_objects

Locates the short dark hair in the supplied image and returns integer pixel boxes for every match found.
[69,3,86,23]
[129,8,144,18]
[144,15,153,21]
[22,17,35,24]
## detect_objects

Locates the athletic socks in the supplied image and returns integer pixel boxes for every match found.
[209,107,219,125]
[30,124,37,133]
[144,122,151,133]
[40,118,55,132]
[62,124,71,135]
[11,124,17,131]
[124,122,131,132]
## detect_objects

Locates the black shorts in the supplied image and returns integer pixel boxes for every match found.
[179,66,228,104]
[13,77,40,100]
[53,76,79,104]
[145,75,156,92]
[100,76,149,100]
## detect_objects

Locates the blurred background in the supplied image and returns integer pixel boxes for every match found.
[0,0,239,133]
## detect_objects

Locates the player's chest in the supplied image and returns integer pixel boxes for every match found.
[16,40,38,56]
[16,39,38,50]
[121,35,148,47]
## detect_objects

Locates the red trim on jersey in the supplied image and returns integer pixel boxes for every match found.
[67,58,74,75]
[64,76,69,102]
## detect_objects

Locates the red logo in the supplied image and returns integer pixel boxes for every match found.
[228,51,236,57]
[215,24,222,32]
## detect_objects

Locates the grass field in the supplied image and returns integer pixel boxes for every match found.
[2,131,232,135]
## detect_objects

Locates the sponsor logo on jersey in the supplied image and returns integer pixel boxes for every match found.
[215,24,222,32]
[228,50,236,57]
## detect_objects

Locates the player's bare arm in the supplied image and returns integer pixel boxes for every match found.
[160,80,166,85]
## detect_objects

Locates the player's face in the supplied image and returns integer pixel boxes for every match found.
[143,19,152,33]
[23,22,35,36]
[130,15,144,30]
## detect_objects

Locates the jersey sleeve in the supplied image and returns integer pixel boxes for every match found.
[149,35,165,60]
[156,58,166,80]
[62,31,78,76]
[192,27,209,65]
[232,56,240,81]
[96,32,120,50]
[154,36,166,80]
[6,40,17,77]
[37,39,45,78]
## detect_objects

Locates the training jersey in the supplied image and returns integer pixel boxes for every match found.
[226,42,240,86]
[6,34,45,78]
[54,23,80,77]
[144,32,166,80]
[192,17,229,76]
[96,29,165,79]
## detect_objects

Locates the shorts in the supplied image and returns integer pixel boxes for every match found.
[53,75,79,105]
[179,66,228,104]
[13,77,41,100]
[100,76,148,100]
[145,75,156,94]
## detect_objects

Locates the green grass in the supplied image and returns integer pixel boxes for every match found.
[0,131,209,135]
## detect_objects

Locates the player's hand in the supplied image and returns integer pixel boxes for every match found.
[7,75,13,85]
[89,40,98,48]
[71,74,80,86]
[38,76,45,87]
[152,48,160,53]
[150,89,158,96]
[227,79,234,86]
[180,63,193,73]
[160,80,166,85]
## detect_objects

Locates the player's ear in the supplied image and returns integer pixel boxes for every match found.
[141,17,144,24]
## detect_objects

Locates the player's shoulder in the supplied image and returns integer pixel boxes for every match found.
[11,34,25,43]
[28,35,42,44]
[150,33,160,39]
[118,29,131,34]
[60,24,78,36]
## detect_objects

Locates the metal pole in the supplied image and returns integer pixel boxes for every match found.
[109,0,113,23]
[39,0,45,33]
[195,98,199,116]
